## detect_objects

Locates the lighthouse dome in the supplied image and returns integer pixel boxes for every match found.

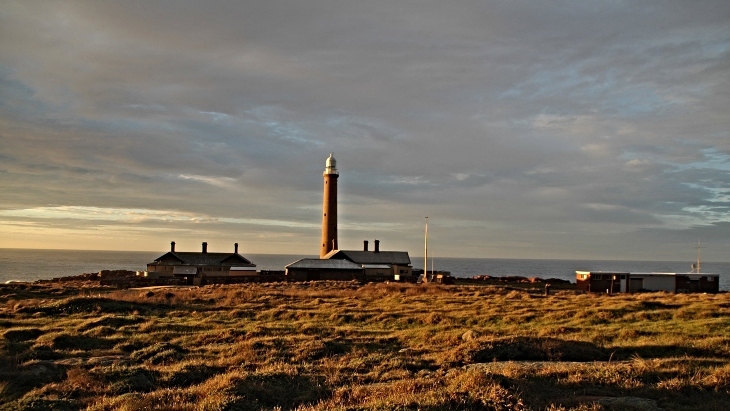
[326,153,336,168]
[324,153,338,175]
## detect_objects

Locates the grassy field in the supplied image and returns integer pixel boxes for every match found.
[1,280,729,410]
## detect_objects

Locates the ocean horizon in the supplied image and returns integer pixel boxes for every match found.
[2,248,729,291]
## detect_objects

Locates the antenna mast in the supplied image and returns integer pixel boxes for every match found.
[693,239,703,273]
[692,239,702,274]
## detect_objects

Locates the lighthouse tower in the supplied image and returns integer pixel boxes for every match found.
[320,153,339,258]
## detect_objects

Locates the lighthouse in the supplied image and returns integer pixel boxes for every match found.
[320,153,339,257]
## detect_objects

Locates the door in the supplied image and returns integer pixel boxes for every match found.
[630,278,643,292]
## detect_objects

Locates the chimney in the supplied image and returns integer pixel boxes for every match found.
[234,243,239,254]
[202,242,208,253]
[170,241,176,252]
[374,239,380,253]
[363,240,369,251]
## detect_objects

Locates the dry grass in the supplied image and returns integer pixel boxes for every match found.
[1,281,729,410]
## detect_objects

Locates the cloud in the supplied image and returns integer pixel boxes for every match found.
[0,206,319,228]
[0,0,729,259]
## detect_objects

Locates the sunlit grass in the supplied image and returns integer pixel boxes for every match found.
[1,281,729,410]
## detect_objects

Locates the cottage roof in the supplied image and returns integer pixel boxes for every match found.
[286,258,362,270]
[630,272,719,278]
[362,264,392,269]
[323,250,411,266]
[151,252,255,267]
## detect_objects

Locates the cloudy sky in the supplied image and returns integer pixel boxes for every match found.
[1,1,728,261]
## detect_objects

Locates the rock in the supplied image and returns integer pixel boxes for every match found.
[462,330,479,341]
[545,277,572,284]
[55,358,83,367]
[21,364,49,377]
[19,360,64,382]
[87,356,123,366]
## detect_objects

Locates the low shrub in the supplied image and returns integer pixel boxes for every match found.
[15,297,140,315]
[162,363,225,388]
[0,361,66,403]
[461,336,610,363]
[49,333,116,351]
[0,396,78,411]
[77,314,145,331]
[89,365,159,394]
[2,328,44,342]
[130,342,187,365]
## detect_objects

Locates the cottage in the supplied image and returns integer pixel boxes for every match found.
[285,258,364,281]
[324,240,413,280]
[147,242,256,285]
[576,271,719,294]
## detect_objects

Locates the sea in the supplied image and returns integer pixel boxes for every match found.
[1,248,729,291]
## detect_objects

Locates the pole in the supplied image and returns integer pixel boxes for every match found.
[424,217,428,283]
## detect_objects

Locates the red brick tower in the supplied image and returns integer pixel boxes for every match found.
[320,153,339,258]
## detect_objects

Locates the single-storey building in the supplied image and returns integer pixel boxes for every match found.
[576,271,719,294]
[575,271,629,293]
[323,240,413,280]
[147,242,256,285]
[285,258,364,281]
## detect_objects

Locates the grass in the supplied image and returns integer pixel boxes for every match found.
[0,280,728,410]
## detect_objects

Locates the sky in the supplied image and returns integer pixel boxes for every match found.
[0,1,729,262]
